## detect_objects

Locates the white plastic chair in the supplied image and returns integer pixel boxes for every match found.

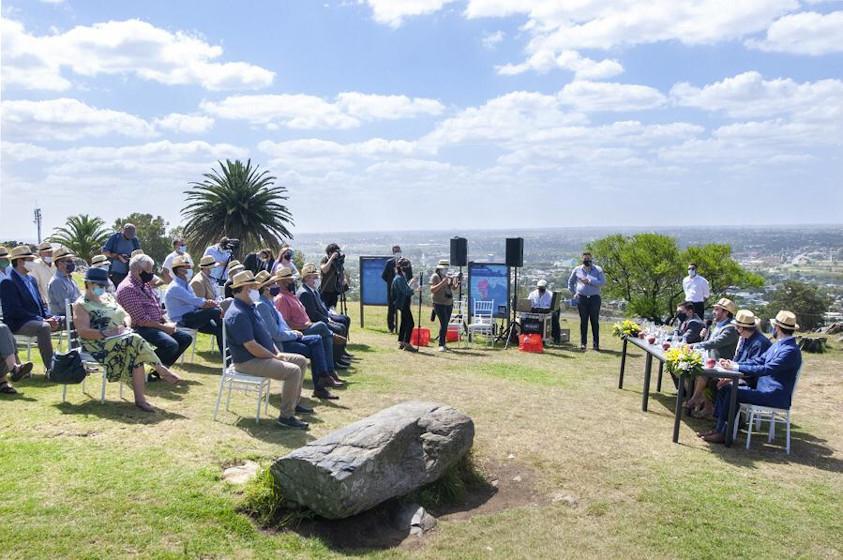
[212,323,271,424]
[467,300,495,345]
[732,367,803,454]
[447,298,467,344]
[179,328,198,364]
[61,299,125,404]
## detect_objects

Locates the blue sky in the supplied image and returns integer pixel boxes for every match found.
[2,0,842,241]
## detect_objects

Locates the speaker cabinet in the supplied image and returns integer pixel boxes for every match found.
[506,237,524,268]
[450,237,468,267]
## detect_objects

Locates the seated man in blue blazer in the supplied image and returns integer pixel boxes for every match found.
[731,309,772,389]
[700,310,803,444]
[0,245,61,373]
[297,263,353,360]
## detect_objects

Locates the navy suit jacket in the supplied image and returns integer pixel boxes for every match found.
[737,337,802,409]
[735,330,772,363]
[0,271,49,331]
[297,286,331,324]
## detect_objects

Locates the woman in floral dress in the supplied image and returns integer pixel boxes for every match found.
[72,268,181,411]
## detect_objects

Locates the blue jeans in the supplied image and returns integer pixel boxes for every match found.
[301,322,335,371]
[178,307,223,354]
[283,334,330,382]
[434,303,452,346]
[134,326,193,366]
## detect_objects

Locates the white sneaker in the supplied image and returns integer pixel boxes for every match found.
[438,346,446,352]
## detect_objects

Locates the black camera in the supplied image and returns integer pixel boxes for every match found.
[333,251,346,267]
[222,238,240,251]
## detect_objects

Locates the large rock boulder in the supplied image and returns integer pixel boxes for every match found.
[271,401,474,519]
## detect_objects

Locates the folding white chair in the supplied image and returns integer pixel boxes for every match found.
[61,300,125,404]
[732,366,803,454]
[467,300,495,345]
[179,328,198,364]
[213,323,271,424]
[448,298,467,346]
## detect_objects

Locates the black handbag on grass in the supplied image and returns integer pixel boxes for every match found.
[48,350,87,384]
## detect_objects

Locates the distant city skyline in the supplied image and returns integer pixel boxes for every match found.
[2,1,842,240]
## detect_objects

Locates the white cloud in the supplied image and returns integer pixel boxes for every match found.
[153,113,215,134]
[497,49,623,80]
[558,81,666,111]
[201,92,444,129]
[0,17,274,91]
[746,11,843,55]
[1,98,156,140]
[671,71,843,119]
[481,30,505,49]
[363,0,459,27]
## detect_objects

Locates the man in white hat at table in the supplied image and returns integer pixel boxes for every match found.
[686,297,739,417]
[528,278,561,344]
[731,309,772,388]
[701,310,803,444]
[223,271,310,429]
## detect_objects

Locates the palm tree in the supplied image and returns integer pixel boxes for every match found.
[49,214,111,262]
[181,159,294,254]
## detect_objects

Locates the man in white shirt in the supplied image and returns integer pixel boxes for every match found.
[528,279,552,309]
[203,237,234,287]
[27,242,54,304]
[682,263,710,320]
[160,238,193,284]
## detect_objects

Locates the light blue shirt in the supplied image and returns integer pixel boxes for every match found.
[164,276,206,323]
[48,272,80,316]
[567,265,605,297]
[256,295,299,343]
[203,245,231,283]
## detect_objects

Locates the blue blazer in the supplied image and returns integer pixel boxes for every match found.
[735,330,772,363]
[297,286,331,324]
[0,272,49,331]
[737,337,802,409]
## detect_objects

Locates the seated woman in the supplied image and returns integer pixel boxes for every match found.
[73,268,182,412]
[0,322,34,394]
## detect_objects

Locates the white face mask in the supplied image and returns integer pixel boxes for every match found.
[176,245,186,254]
[42,256,53,265]
[248,289,260,303]
[183,269,194,281]
[23,260,35,272]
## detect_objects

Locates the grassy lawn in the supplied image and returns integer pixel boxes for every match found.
[1,306,841,559]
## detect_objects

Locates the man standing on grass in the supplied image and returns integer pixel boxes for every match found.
[568,252,605,351]
[682,263,710,320]
[102,223,141,288]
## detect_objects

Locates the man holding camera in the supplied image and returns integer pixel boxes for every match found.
[429,260,457,352]
[319,243,347,310]
[203,236,237,287]
[102,223,141,288]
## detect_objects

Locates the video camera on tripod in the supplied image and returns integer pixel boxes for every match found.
[220,238,240,252]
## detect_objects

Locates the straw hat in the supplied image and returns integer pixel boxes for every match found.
[771,310,799,331]
[713,297,737,315]
[131,249,145,257]
[537,279,548,288]
[0,246,9,259]
[733,309,758,329]
[91,254,109,266]
[437,259,449,268]
[198,255,218,268]
[52,247,75,262]
[255,270,276,289]
[9,245,35,261]
[227,260,241,269]
[274,267,294,281]
[230,270,259,290]
[171,255,192,270]
[228,264,245,275]
[37,242,52,252]
[301,263,319,277]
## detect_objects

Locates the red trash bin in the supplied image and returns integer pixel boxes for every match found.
[411,328,431,347]
[518,334,543,353]
[446,325,461,342]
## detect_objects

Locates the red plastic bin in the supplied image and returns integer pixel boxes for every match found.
[411,328,431,347]
[518,334,543,353]
[446,326,461,342]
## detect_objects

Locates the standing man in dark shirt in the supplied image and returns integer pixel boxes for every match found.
[102,223,141,288]
[381,245,411,334]
[319,243,347,310]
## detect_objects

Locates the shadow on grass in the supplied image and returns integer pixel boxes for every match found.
[145,378,200,401]
[177,362,221,376]
[233,417,316,446]
[53,400,186,424]
[648,393,843,474]
[346,343,375,353]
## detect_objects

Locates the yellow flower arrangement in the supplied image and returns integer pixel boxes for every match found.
[612,319,642,338]
[665,345,704,377]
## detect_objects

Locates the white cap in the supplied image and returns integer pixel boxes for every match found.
[537,279,548,288]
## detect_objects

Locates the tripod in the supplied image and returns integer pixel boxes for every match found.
[499,266,521,349]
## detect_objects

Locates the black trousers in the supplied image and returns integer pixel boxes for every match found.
[551,310,561,344]
[387,287,397,332]
[321,291,339,310]
[109,272,127,289]
[178,307,224,355]
[434,303,453,346]
[398,302,414,344]
[693,301,705,320]
[577,294,601,348]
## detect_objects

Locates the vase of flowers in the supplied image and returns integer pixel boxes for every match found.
[665,346,704,377]
[612,320,641,338]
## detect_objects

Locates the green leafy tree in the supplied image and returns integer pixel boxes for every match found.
[113,213,171,264]
[181,159,294,255]
[292,250,306,272]
[764,280,831,331]
[49,214,110,262]
[587,234,762,322]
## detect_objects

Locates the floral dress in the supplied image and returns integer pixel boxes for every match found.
[76,296,161,383]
